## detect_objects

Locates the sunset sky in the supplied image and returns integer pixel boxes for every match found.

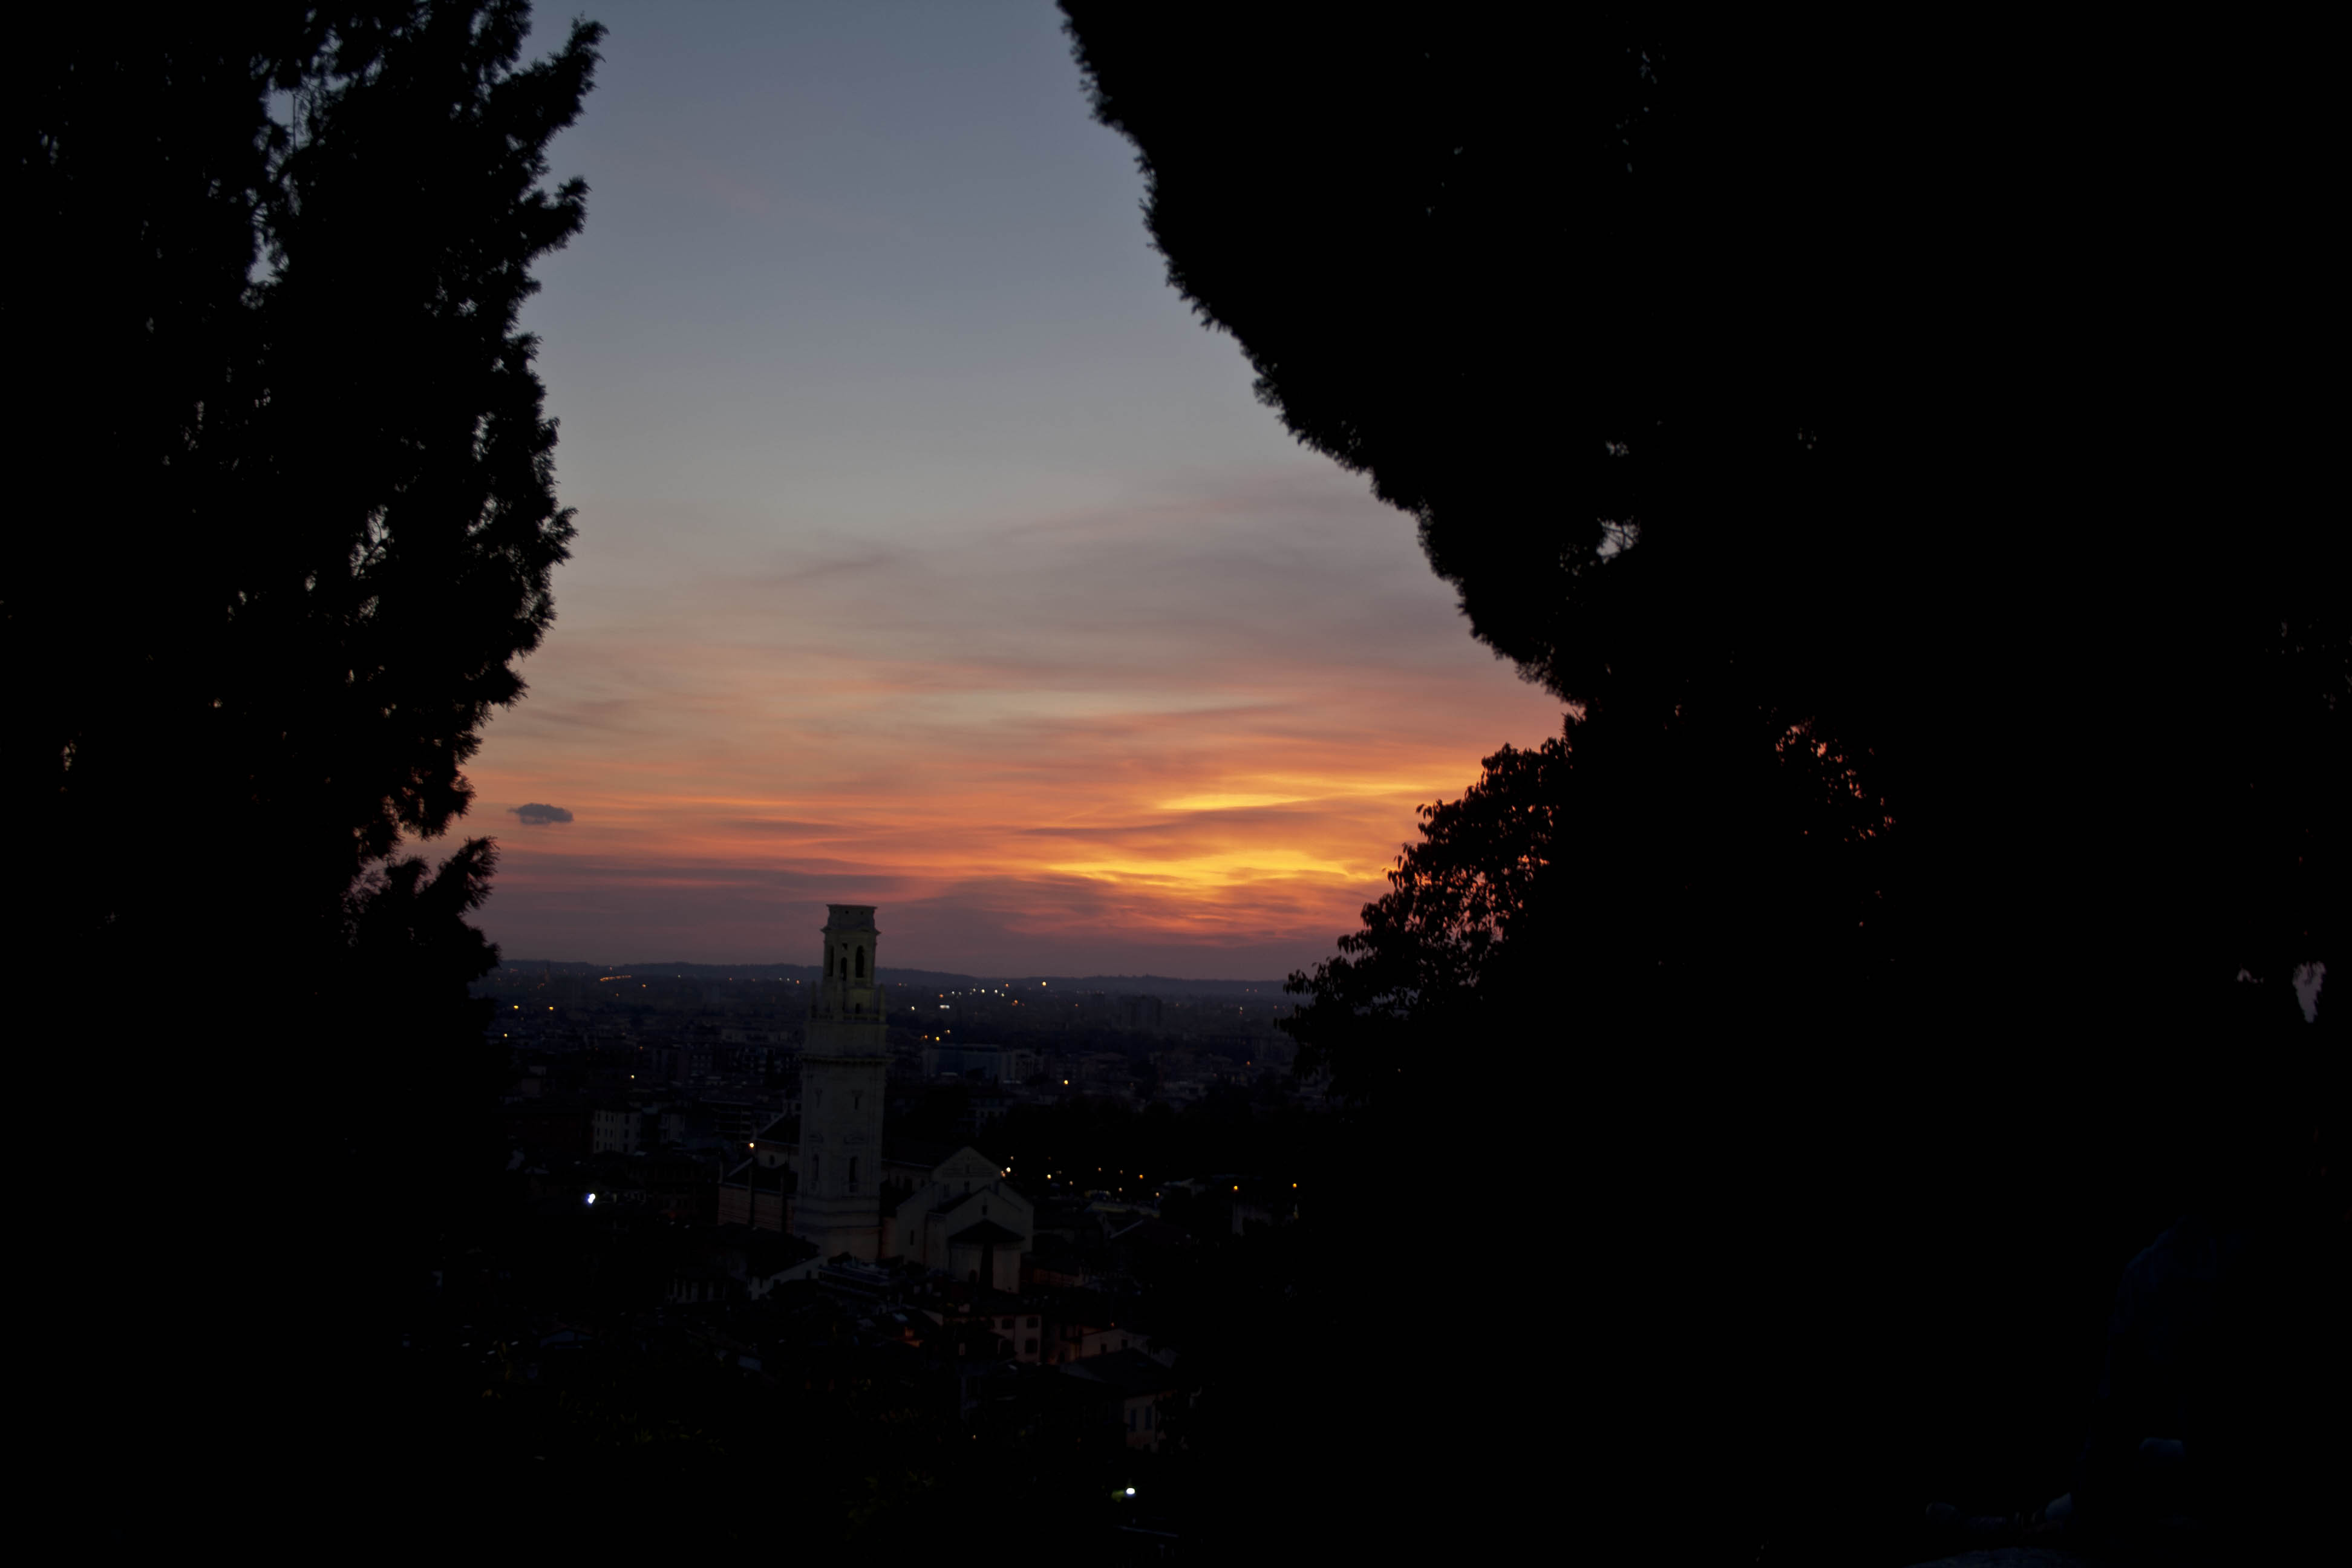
[464,2,1562,976]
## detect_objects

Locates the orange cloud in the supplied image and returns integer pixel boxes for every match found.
[456,471,1562,973]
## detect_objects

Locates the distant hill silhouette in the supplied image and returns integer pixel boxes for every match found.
[485,959,1286,996]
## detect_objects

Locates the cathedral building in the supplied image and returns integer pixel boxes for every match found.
[883,1146,1032,1293]
[795,904,891,1260]
[717,904,1035,1280]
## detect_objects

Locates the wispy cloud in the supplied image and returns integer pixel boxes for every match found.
[463,469,1558,973]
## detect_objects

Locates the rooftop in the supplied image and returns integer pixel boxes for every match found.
[1059,1347,1178,1397]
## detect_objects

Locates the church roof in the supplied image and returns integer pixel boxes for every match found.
[887,1138,1007,1176]
[948,1219,1024,1246]
[929,1181,1025,1217]
[882,1135,958,1172]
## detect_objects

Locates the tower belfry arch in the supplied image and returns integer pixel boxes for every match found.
[795,904,890,1259]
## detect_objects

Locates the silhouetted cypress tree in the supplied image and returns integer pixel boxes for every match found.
[15,3,596,984]
[1064,8,2346,1557]
[11,4,601,1534]
[1062,8,2343,1030]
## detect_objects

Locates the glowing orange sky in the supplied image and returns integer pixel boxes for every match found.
[444,7,1564,976]
[462,474,1562,975]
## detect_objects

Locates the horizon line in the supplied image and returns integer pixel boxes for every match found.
[491,956,1295,987]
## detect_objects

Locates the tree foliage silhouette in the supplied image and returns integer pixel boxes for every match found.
[13,4,602,1517]
[1062,4,2344,1082]
[1063,8,2345,1556]
[1284,707,1899,1108]
[13,3,598,1096]
[14,2,597,965]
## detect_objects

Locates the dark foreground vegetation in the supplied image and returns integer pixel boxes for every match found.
[16,7,2342,1561]
[347,1099,1336,1552]
[1062,7,2347,1560]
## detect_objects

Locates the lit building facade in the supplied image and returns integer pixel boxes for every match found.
[794,904,890,1260]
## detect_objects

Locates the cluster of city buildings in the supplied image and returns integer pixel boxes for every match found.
[486,906,1304,1455]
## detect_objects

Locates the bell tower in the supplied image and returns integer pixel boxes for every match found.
[795,904,890,1260]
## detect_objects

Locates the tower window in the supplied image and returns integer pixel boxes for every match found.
[849,1156,858,1193]
[855,946,867,979]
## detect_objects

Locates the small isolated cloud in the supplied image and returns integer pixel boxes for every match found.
[510,802,575,826]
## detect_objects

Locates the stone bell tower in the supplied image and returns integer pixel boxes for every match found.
[795,904,890,1261]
